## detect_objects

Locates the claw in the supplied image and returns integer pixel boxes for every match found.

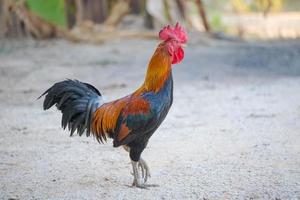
[138,158,151,183]
[131,180,158,189]
[131,158,154,188]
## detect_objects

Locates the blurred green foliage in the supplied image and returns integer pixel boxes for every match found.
[209,12,227,32]
[19,0,300,32]
[26,0,66,27]
[206,0,228,32]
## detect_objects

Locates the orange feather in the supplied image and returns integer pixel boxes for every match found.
[142,42,171,93]
[118,123,130,141]
[92,98,127,142]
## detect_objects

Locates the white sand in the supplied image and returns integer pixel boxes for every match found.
[0,38,299,199]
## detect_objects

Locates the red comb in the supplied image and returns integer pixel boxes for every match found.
[159,22,188,43]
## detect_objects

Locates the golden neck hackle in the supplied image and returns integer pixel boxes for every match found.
[136,43,171,94]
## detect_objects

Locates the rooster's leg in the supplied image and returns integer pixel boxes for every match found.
[131,159,158,188]
[138,158,151,183]
[131,160,145,188]
[124,146,156,188]
[123,146,151,183]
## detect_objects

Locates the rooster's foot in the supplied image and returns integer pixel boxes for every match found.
[138,158,151,183]
[131,159,156,188]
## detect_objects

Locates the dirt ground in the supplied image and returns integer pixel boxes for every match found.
[0,37,300,200]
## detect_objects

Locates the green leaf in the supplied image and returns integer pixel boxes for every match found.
[26,0,66,28]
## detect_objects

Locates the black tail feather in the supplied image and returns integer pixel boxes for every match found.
[40,79,103,137]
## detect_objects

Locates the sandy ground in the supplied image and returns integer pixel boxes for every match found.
[0,37,300,200]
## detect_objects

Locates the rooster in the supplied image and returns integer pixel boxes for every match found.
[39,23,188,188]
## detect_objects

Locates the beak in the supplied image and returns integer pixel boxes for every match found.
[181,43,187,48]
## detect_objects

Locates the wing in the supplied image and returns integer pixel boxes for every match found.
[113,96,153,147]
[92,97,127,142]
[91,95,153,145]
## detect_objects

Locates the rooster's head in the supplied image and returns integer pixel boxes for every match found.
[159,22,188,64]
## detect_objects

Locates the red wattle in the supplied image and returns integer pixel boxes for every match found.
[172,46,184,64]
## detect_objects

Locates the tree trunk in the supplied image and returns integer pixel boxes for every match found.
[144,10,154,29]
[175,0,186,20]
[130,0,142,14]
[195,0,210,32]
[84,0,108,23]
[0,0,6,38]
[75,0,84,25]
[64,0,76,28]
[104,0,130,27]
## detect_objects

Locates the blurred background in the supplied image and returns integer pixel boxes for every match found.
[1,0,300,41]
[1,0,300,199]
